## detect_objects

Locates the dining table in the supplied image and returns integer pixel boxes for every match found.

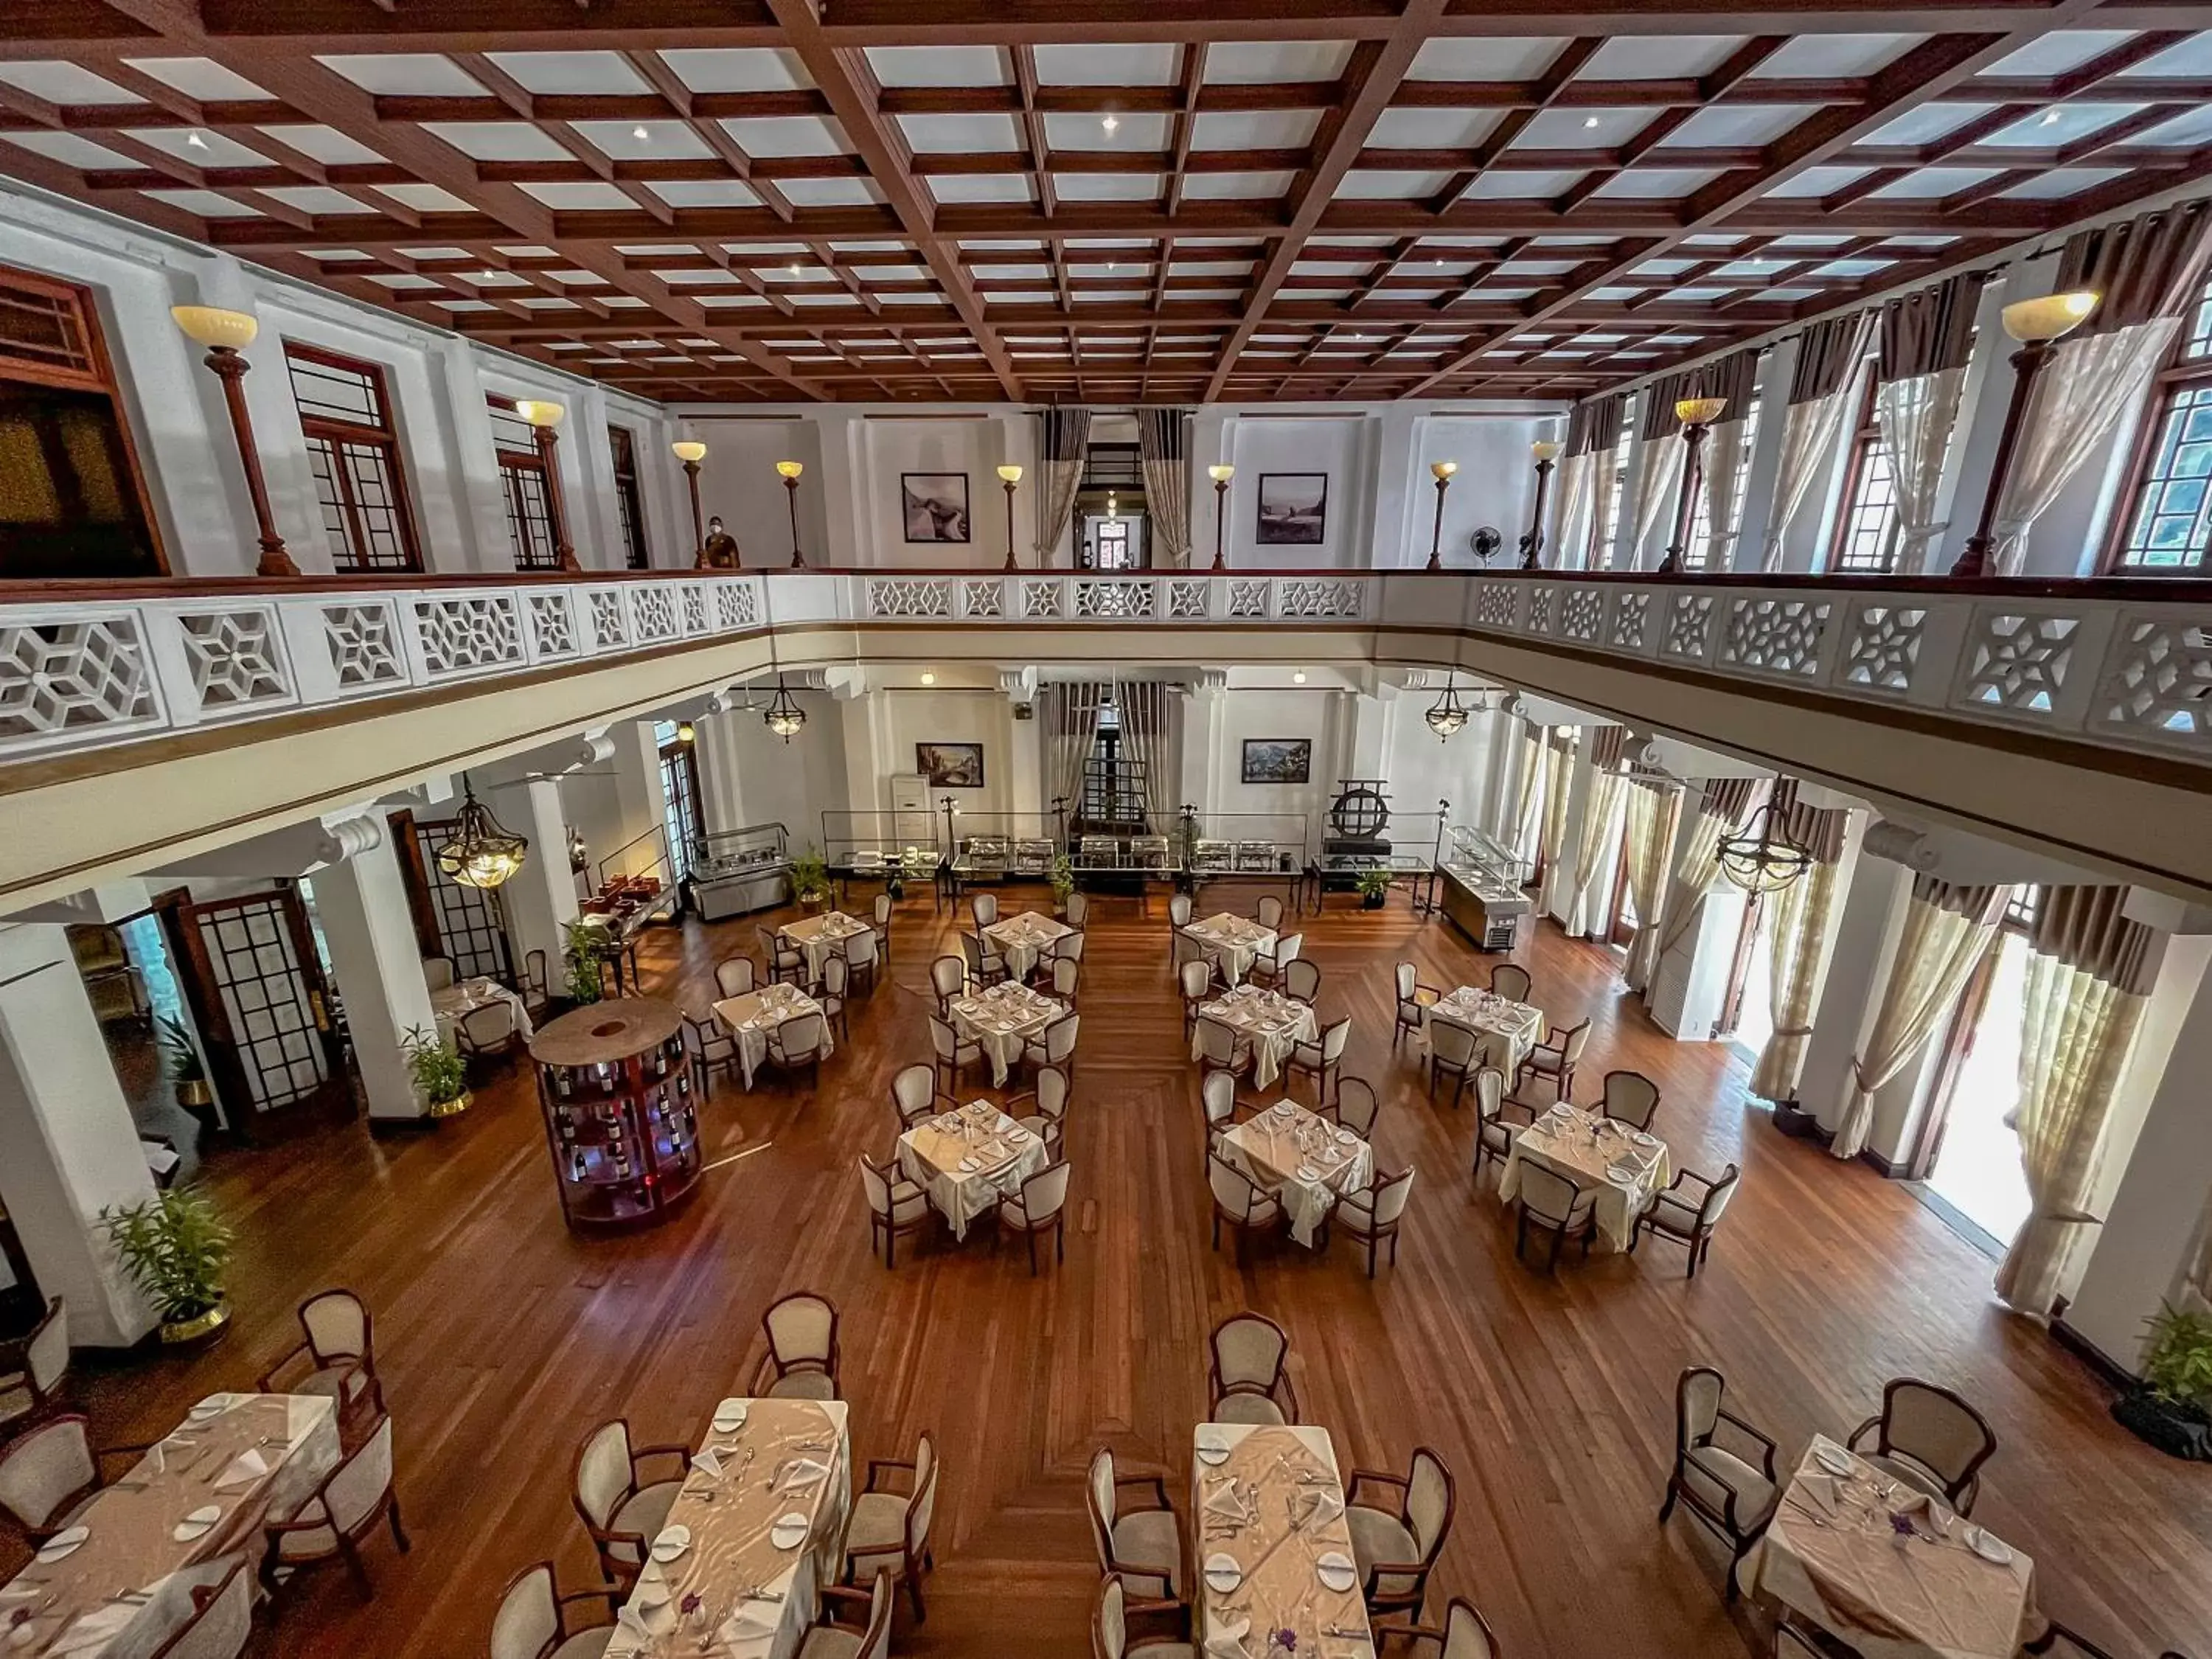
[982,911,1074,984]
[896,1099,1051,1239]
[1192,984,1318,1092]
[429,975,534,1048]
[777,911,872,985]
[1183,913,1277,987]
[604,1398,852,1659]
[1216,1099,1374,1248]
[1190,1422,1372,1659]
[1498,1100,1672,1252]
[1425,984,1545,1075]
[1747,1435,2037,1659]
[0,1391,339,1659]
[713,982,835,1090]
[947,981,1060,1087]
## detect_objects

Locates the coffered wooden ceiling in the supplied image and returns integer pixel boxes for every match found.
[4,3,2211,404]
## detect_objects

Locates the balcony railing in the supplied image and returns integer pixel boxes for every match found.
[0,566,2204,772]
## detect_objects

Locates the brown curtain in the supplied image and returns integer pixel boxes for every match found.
[1788,313,1875,405]
[2055,199,2212,336]
[1032,406,1091,566]
[1747,800,1854,1103]
[1135,407,1192,568]
[1877,271,1985,383]
[1565,394,1627,457]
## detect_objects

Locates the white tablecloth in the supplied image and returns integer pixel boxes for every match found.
[607,1399,852,1659]
[430,977,534,1048]
[897,1100,1049,1238]
[1192,984,1318,1091]
[1191,1424,1369,1658]
[1183,913,1276,985]
[779,911,872,984]
[947,981,1059,1087]
[983,911,1073,983]
[713,983,835,1088]
[1498,1102,1671,1252]
[1217,1100,1373,1248]
[1426,985,1544,1075]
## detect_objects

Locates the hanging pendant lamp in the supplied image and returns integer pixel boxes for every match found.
[1717,777,1812,894]
[438,773,529,889]
[1424,671,1472,740]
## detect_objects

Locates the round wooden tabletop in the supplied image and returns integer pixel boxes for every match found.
[527,997,685,1068]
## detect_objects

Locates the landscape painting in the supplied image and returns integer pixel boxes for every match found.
[1256,473,1328,545]
[1242,738,1312,785]
[917,741,986,788]
[900,472,971,543]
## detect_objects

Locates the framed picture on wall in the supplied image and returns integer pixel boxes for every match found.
[916,741,986,788]
[1241,738,1312,785]
[900,472,971,543]
[1255,473,1328,545]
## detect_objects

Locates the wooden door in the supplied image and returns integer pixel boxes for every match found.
[167,888,348,1141]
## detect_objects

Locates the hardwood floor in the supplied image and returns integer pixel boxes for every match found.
[38,888,2212,1658]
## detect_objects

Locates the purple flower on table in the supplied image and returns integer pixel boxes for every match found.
[1274,1630,1297,1653]
[681,1592,703,1618]
[1890,1513,1917,1539]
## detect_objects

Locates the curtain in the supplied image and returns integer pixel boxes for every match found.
[1621,779,1682,992]
[1039,680,1106,824]
[1032,406,1092,566]
[1567,728,1628,936]
[1652,777,1767,964]
[1535,729,1578,904]
[1994,886,2163,1316]
[1621,375,1688,570]
[1875,273,1982,573]
[1113,679,1175,832]
[1760,311,1876,569]
[1135,408,1192,568]
[1747,802,1853,1102]
[1830,878,2011,1161]
[1551,450,1593,570]
[1568,393,1628,566]
[1512,724,1545,866]
[1688,349,1761,570]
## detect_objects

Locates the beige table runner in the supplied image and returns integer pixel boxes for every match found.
[713,983,834,1089]
[983,911,1073,983]
[606,1399,852,1659]
[1218,1101,1372,1248]
[1498,1102,1671,1252]
[1426,986,1543,1075]
[947,981,1058,1086]
[778,912,871,984]
[1192,986,1318,1091]
[1750,1436,2035,1659]
[897,1100,1049,1238]
[1183,914,1277,986]
[1,1393,338,1659]
[1190,1422,1371,1659]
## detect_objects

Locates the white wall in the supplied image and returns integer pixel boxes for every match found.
[681,417,828,566]
[1217,414,1375,568]
[1417,414,1545,568]
[695,692,849,852]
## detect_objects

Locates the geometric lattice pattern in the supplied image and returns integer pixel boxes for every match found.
[868,579,953,619]
[1166,580,1210,620]
[962,579,1008,619]
[528,593,577,658]
[1841,605,1927,695]
[321,604,403,689]
[1227,581,1270,620]
[717,583,759,630]
[0,617,156,739]
[1961,611,2077,714]
[1074,580,1155,620]
[632,586,678,643]
[588,591,628,647]
[412,596,523,675]
[1559,588,1603,643]
[1474,585,1519,630]
[1610,591,1652,652]
[178,609,289,710]
[1722,598,1831,678]
[1664,594,1717,661]
[1278,581,1363,620]
[2094,617,2212,745]
[1022,580,1065,620]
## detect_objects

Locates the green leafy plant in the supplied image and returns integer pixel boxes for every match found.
[400,1023,467,1108]
[1356,867,1394,900]
[100,1186,232,1324]
[2141,1302,2212,1411]
[1048,854,1076,906]
[563,917,609,1005]
[790,844,831,903]
[154,1013,206,1086]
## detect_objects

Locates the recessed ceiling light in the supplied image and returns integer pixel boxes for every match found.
[1583,116,1600,130]
[2039,109,2062,126]
[479,268,498,282]
[790,261,802,276]
[185,131,208,148]
[1292,668,1307,684]
[920,669,936,686]
[633,125,650,140]
[1102,112,1119,135]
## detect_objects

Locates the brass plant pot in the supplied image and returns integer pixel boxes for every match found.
[426,1090,473,1121]
[175,1079,213,1109]
[160,1300,232,1347]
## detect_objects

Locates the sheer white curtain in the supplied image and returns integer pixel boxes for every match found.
[1761,386,1858,569]
[1534,731,1578,911]
[1621,779,1681,992]
[1135,408,1192,568]
[1586,453,1622,568]
[1698,418,1749,570]
[1747,806,1851,1102]
[1565,730,1628,938]
[1551,451,1593,569]
[1113,680,1175,832]
[1032,407,1091,566]
[1624,442,1683,571]
[1652,778,1767,964]
[1875,367,1968,574]
[1830,880,2011,1161]
[1512,725,1546,866]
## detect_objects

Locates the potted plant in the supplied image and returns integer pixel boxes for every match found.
[100,1186,233,1347]
[156,1013,213,1112]
[563,917,609,1006]
[1356,867,1393,910]
[1048,854,1076,916]
[2113,1301,2212,1461]
[401,1023,470,1120]
[790,844,831,911]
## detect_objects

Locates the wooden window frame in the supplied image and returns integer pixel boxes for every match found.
[608,423,650,571]
[2099,285,2212,574]
[285,341,423,574]
[1826,374,1901,574]
[0,261,168,575]
[487,394,562,571]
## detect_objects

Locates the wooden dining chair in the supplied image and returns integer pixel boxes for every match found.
[1512,1164,1596,1272]
[1255,894,1285,931]
[758,925,807,987]
[1208,1312,1298,1425]
[713,955,758,1000]
[1467,1067,1526,1187]
[1632,1164,1740,1278]
[1194,1016,1252,1088]
[1332,1077,1382,1142]
[1206,1154,1282,1265]
[1282,958,1324,1005]
[1599,1069,1661,1133]
[752,1292,841,1399]
[569,1417,686,1589]
[0,1414,136,1545]
[840,927,881,996]
[1334,1167,1416,1278]
[1092,1571,1190,1659]
[1387,1597,1502,1659]
[1345,1446,1454,1624]
[1085,1447,1186,1604]
[843,1433,939,1621]
[765,1011,829,1090]
[1286,1016,1351,1107]
[891,1062,941,1130]
[1488,962,1533,1004]
[0,1297,70,1432]
[1178,959,1214,1037]
[1200,1071,1240,1162]
[1023,1010,1081,1077]
[1658,1366,1779,1601]
[818,956,852,1043]
[1426,1019,1481,1108]
[860,1153,932,1269]
[487,1560,619,1659]
[929,1013,984,1094]
[1392,962,1441,1051]
[260,1411,409,1602]
[997,1161,1073,1275]
[930,953,967,1015]
[1846,1378,1997,1514]
[257,1287,384,1430]
[1516,1018,1591,1104]
[682,1011,742,1098]
[147,1554,254,1659]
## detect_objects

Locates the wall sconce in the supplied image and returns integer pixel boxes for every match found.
[171,305,298,577]
[775,459,805,567]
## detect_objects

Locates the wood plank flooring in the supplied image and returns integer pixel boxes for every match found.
[36,890,2212,1658]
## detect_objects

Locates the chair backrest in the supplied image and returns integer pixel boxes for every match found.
[1320,1016,1351,1062]
[1601,1070,1660,1130]
[931,955,967,999]
[757,925,783,960]
[714,956,758,998]
[150,1554,252,1659]
[1018,1115,1062,1153]
[0,1416,92,1529]
[1202,1070,1237,1129]
[1559,1020,1593,1061]
[1094,1573,1130,1659]
[1211,1313,1289,1394]
[1056,930,1088,963]
[1471,1066,1503,1124]
[1878,1379,1997,1491]
[490,1562,561,1659]
[959,932,984,975]
[852,1569,895,1659]
[1169,893,1192,928]
[1700,1164,1742,1228]
[905,1435,939,1558]
[1515,1162,1585,1224]
[1180,959,1213,1002]
[1676,1367,1725,1455]
[929,1014,961,1062]
[1405,1447,1453,1559]
[461,1000,517,1046]
[321,1413,396,1532]
[24,1297,69,1393]
[1196,1017,1239,1068]
[1085,1447,1120,1559]
[1045,1012,1080,1061]
[1065,891,1089,928]
[764,1293,838,1371]
[1035,1065,1071,1121]
[1370,1166,1416,1226]
[1335,1078,1380,1139]
[524,948,550,992]
[1283,959,1323,1002]
[1256,896,1284,930]
[775,1012,827,1055]
[573,1419,635,1529]
[1052,956,1081,998]
[1172,931,1206,972]
[1273,931,1304,966]
[1429,1019,1478,1068]
[1394,961,1416,1002]
[1489,962,1532,1004]
[844,929,878,968]
[299,1288,369,1367]
[422,956,454,991]
[822,956,850,998]
[1019,1162,1072,1222]
[874,891,894,928]
[970,892,998,928]
[892,1064,936,1121]
[1207,1154,1262,1217]
[1440,1599,1498,1659]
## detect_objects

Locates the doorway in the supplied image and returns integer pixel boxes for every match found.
[1914,897,2035,1249]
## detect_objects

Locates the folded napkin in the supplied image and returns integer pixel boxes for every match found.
[46,1604,136,1658]
[616,1606,654,1639]
[214,1447,270,1491]
[775,1457,830,1493]
[1800,1474,1840,1515]
[1203,1480,1247,1518]
[1304,1488,1346,1527]
[727,1600,782,1638]
[691,1448,722,1479]
[1205,1617,1252,1659]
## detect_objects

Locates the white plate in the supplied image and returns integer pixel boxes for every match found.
[36,1526,88,1562]
[187,1396,233,1422]
[1335,1128,1357,1144]
[771,1511,810,1549]
[957,1156,981,1173]
[712,1399,749,1432]
[1203,1552,1242,1593]
[1964,1526,2013,1566]
[1814,1444,1856,1478]
[634,1574,673,1610]
[1316,1550,1358,1593]
[171,1503,222,1542]
[1296,1165,1320,1181]
[1195,1431,1231,1467]
[650,1525,692,1563]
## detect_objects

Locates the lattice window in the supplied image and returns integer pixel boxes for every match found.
[413,596,522,675]
[1840,605,1926,695]
[528,592,577,657]
[409,819,512,983]
[2109,274,2212,572]
[1961,612,2077,714]
[1075,579,1155,619]
[487,396,562,571]
[962,578,1006,617]
[0,616,156,740]
[2095,617,2212,745]
[287,344,420,573]
[868,578,953,618]
[1828,378,1900,574]
[179,610,288,710]
[321,605,403,688]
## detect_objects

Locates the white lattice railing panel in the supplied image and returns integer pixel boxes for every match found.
[1955,610,2079,717]
[412,595,524,677]
[1074,579,1155,619]
[1277,579,1365,619]
[176,608,291,713]
[526,591,577,659]
[1840,605,1926,696]
[2093,614,2212,751]
[1721,597,1832,680]
[0,614,163,749]
[960,578,1006,619]
[1607,590,1652,653]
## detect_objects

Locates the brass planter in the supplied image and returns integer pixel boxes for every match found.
[175,1079,213,1109]
[426,1090,473,1121]
[160,1300,231,1347]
